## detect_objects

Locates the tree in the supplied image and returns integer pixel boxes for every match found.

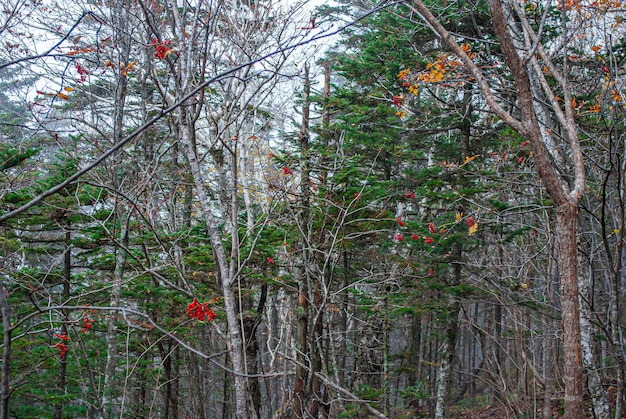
[408,0,594,416]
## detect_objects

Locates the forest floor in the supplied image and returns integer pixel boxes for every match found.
[451,403,564,418]
[451,405,514,418]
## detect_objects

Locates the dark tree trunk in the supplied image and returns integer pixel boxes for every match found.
[0,280,11,419]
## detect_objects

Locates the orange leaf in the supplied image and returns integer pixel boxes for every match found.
[57,92,68,100]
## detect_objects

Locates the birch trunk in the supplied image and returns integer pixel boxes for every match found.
[434,300,459,419]
[101,216,130,417]
[294,63,311,419]
[180,123,250,418]
[580,261,611,418]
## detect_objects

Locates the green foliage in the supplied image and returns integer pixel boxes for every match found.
[0,143,40,171]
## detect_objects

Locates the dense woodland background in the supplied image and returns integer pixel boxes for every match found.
[1,0,626,417]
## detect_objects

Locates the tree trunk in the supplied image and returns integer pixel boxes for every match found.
[101,216,130,417]
[0,280,11,419]
[294,63,312,419]
[579,246,611,418]
[180,122,250,418]
[556,203,584,418]
[54,228,72,419]
[434,300,459,419]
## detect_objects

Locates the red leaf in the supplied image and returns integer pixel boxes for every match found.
[428,222,437,234]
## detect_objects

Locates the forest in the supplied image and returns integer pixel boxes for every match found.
[1,0,625,417]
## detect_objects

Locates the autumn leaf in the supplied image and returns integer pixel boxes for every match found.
[397,68,410,80]
[588,104,601,113]
[612,89,622,102]
[428,222,437,234]
[393,95,403,108]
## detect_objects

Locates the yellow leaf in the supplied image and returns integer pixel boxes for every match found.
[63,86,74,92]
[614,229,620,234]
[455,212,462,222]
[468,222,478,236]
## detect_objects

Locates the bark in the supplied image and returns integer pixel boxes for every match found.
[555,203,584,418]
[0,280,11,419]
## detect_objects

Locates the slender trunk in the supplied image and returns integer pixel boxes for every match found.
[102,10,130,414]
[54,228,72,419]
[294,63,311,419]
[0,280,11,419]
[308,287,323,417]
[579,245,610,418]
[101,217,130,416]
[434,300,459,419]
[180,123,249,418]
